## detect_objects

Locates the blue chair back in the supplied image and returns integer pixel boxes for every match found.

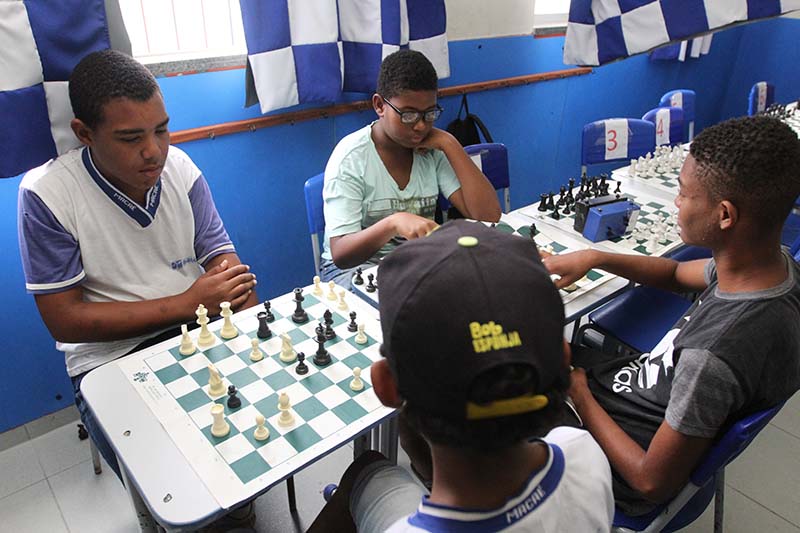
[748,81,775,115]
[642,107,685,146]
[439,142,512,215]
[613,402,785,533]
[581,119,655,171]
[660,89,696,141]
[304,173,325,275]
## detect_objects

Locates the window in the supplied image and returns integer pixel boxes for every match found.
[534,0,570,29]
[118,0,247,64]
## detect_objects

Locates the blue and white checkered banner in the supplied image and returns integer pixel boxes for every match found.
[564,0,800,67]
[240,0,449,114]
[0,0,111,179]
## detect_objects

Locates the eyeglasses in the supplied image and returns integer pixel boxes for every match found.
[381,95,443,124]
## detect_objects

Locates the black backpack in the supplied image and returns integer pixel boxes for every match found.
[446,94,494,146]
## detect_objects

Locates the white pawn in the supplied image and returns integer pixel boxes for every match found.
[350,367,364,391]
[338,289,348,311]
[210,404,230,437]
[208,364,225,396]
[629,159,637,177]
[219,301,238,339]
[279,332,296,363]
[249,338,264,362]
[196,304,215,347]
[277,392,295,427]
[355,323,368,345]
[253,414,270,441]
[327,280,338,301]
[179,324,196,356]
[313,275,323,296]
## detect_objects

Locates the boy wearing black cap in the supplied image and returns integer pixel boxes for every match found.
[309,220,613,532]
[544,116,800,515]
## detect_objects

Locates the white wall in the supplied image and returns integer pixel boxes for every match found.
[445,0,534,41]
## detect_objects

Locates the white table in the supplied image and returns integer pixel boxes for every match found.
[81,286,398,532]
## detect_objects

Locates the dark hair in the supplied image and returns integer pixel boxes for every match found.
[403,364,570,452]
[689,116,800,230]
[376,49,438,99]
[69,49,160,128]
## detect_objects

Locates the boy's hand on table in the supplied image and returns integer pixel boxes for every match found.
[542,250,595,290]
[186,259,257,315]
[390,212,439,240]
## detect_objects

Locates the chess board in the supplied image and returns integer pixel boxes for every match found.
[609,146,687,200]
[518,188,684,257]
[352,214,618,306]
[782,109,800,137]
[117,284,391,509]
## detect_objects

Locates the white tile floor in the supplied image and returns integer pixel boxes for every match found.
[0,394,799,533]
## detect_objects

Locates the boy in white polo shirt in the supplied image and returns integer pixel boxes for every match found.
[18,50,258,480]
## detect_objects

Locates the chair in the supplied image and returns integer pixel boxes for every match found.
[304,173,325,276]
[642,107,685,146]
[577,246,711,354]
[581,118,656,176]
[613,402,785,533]
[659,89,696,140]
[748,81,775,115]
[438,142,511,217]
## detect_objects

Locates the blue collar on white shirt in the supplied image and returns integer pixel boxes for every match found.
[82,147,161,228]
[406,443,565,532]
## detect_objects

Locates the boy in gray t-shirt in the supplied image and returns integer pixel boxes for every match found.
[545,116,800,515]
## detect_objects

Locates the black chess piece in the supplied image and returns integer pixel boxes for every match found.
[354,267,364,285]
[538,193,548,211]
[323,309,334,326]
[325,321,336,340]
[227,385,241,409]
[77,423,89,441]
[551,206,561,220]
[556,185,566,207]
[366,273,377,293]
[295,352,309,375]
[568,177,575,192]
[291,288,309,323]
[257,311,272,339]
[529,222,538,239]
[264,301,275,322]
[546,192,555,210]
[562,202,571,215]
[348,311,358,332]
[614,181,622,197]
[313,330,331,366]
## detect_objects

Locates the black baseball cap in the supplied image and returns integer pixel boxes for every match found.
[377,219,566,421]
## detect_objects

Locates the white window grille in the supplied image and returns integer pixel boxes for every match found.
[118,0,247,64]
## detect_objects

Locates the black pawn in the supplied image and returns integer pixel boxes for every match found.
[291,288,309,324]
[227,385,241,409]
[314,330,331,366]
[257,311,272,339]
[529,222,538,239]
[354,267,364,285]
[538,193,548,211]
[562,203,571,215]
[366,273,377,293]
[614,181,622,197]
[295,352,308,375]
[546,192,555,210]
[551,206,561,220]
[264,301,275,322]
[325,321,336,340]
[348,311,358,332]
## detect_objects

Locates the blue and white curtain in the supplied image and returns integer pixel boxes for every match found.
[564,0,800,67]
[650,35,713,62]
[240,0,450,114]
[0,0,115,179]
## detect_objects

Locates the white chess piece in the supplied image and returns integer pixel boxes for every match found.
[210,404,230,437]
[355,323,368,345]
[327,280,338,300]
[249,338,264,362]
[277,392,295,427]
[179,324,196,356]
[253,414,270,441]
[208,364,225,396]
[337,289,348,311]
[219,301,238,339]
[350,367,364,391]
[279,332,297,363]
[196,304,215,347]
[629,159,637,177]
[313,275,323,296]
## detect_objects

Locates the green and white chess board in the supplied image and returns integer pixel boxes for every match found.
[118,284,391,509]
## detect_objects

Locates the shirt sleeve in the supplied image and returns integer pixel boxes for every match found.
[323,159,365,239]
[665,348,746,438]
[434,151,461,200]
[187,176,235,266]
[17,188,85,294]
